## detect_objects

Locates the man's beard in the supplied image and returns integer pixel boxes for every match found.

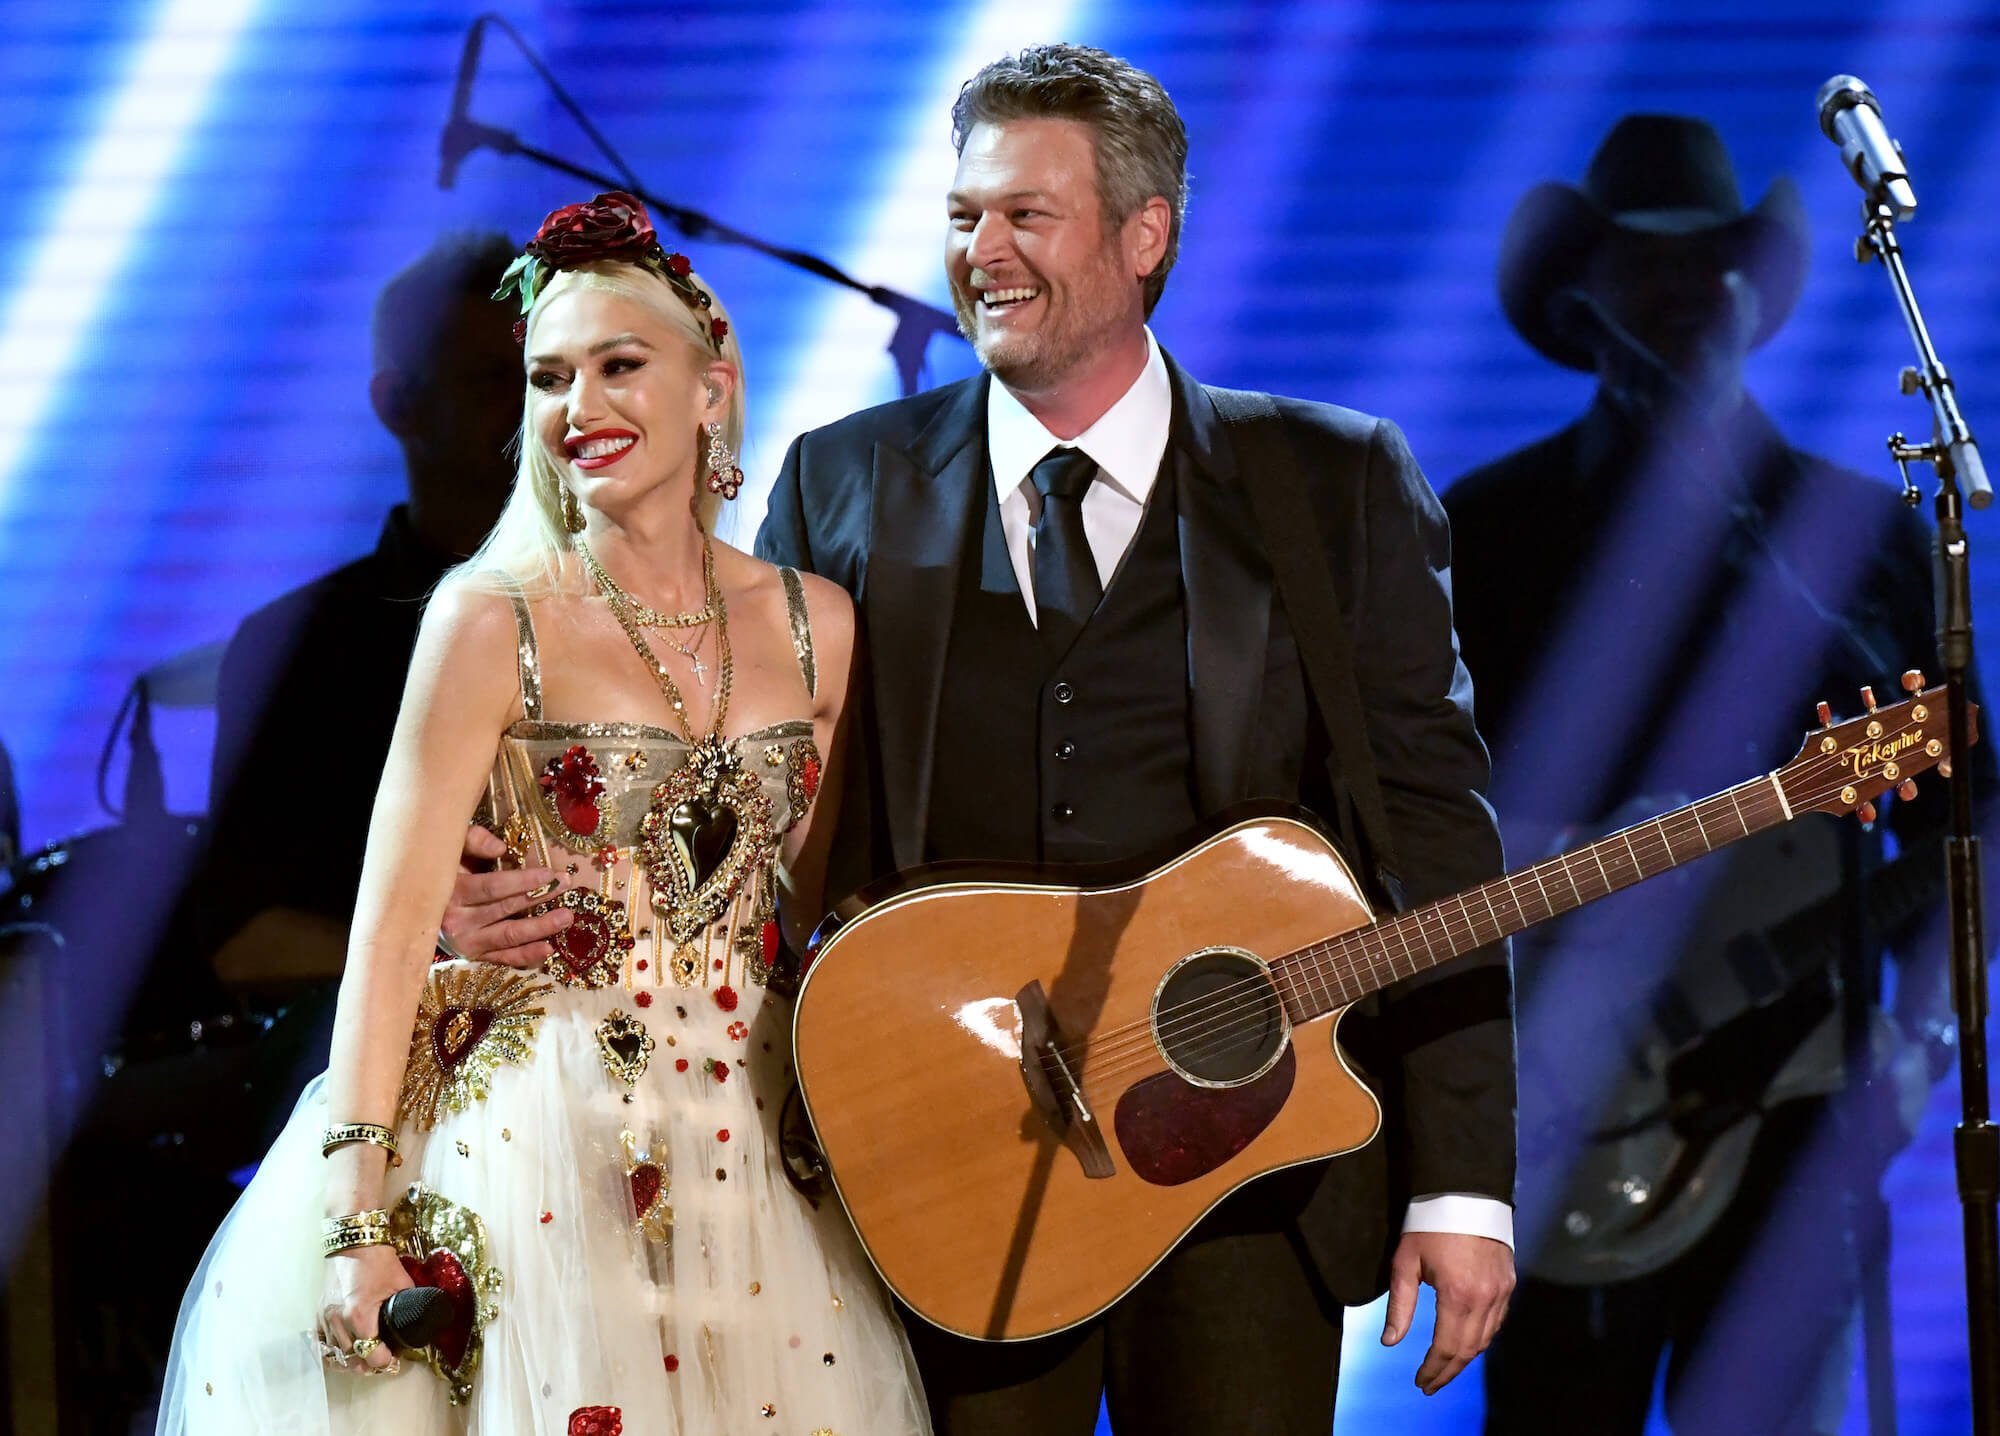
[952,256,1133,392]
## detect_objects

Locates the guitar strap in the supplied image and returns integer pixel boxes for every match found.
[1205,385,1406,912]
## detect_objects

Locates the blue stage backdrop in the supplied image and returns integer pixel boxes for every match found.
[2,2,1996,1430]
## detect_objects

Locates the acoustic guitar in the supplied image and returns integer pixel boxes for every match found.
[792,677,1969,1341]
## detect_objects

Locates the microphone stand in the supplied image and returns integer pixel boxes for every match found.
[438,45,963,399]
[1854,195,2000,1435]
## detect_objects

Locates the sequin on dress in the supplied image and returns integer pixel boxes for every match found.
[157,574,930,1436]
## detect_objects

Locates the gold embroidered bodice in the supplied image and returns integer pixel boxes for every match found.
[485,572,822,994]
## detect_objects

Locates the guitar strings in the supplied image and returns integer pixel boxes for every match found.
[1058,779,1789,1074]
[1071,751,1910,1085]
[1048,744,1921,1085]
[1072,753,1873,1084]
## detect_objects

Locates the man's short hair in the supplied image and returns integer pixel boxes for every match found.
[371,230,518,380]
[951,44,1188,318]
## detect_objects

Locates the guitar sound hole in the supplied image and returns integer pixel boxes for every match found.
[1152,948,1288,1087]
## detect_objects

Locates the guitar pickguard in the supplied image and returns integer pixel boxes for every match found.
[1112,1045,1296,1186]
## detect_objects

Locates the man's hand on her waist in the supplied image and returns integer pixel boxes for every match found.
[437,823,571,970]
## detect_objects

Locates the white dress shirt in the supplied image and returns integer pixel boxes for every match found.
[987,332,1174,620]
[985,331,1513,1250]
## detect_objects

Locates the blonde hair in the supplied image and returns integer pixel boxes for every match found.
[456,259,745,597]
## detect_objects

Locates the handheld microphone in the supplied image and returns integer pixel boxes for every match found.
[1816,75,1917,221]
[379,1285,456,1353]
[437,18,487,190]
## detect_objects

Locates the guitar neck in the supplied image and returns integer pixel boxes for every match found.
[1276,774,1796,1021]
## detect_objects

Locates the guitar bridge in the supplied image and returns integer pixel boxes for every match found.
[1015,980,1114,1179]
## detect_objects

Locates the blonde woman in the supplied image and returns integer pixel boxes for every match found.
[158,193,929,1436]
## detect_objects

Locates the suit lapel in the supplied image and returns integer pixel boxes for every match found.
[1166,355,1273,813]
[864,376,990,868]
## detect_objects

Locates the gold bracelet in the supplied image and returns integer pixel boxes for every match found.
[322,1122,399,1159]
[321,1209,393,1258]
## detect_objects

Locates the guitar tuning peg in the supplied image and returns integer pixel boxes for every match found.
[1860,686,1878,713]
[1902,670,1926,694]
[1816,701,1834,728]
[1941,759,1954,779]
[1897,779,1919,801]
[1857,800,1878,825]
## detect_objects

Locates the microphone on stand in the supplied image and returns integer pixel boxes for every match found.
[438,17,489,190]
[1816,75,1917,221]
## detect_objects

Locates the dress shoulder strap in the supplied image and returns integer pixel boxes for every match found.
[506,587,543,721]
[778,567,817,700]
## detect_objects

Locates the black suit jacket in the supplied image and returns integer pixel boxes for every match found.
[757,349,1514,1301]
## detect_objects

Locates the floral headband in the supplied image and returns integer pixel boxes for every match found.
[494,190,729,354]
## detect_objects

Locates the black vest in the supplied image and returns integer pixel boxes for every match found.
[927,461,1200,865]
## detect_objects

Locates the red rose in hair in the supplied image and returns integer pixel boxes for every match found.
[528,191,658,267]
[567,1407,623,1436]
[710,317,729,344]
[666,252,693,277]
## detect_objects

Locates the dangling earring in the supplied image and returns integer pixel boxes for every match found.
[704,420,743,501]
[559,481,587,535]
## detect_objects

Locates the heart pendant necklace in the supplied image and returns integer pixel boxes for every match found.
[581,537,775,963]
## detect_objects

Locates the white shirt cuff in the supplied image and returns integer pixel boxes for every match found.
[1402,1193,1514,1249]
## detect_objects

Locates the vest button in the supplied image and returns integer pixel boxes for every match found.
[1054,740,1076,761]
[1052,681,1075,703]
[1051,802,1074,822]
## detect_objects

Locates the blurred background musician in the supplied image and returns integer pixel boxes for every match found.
[1446,115,1985,1436]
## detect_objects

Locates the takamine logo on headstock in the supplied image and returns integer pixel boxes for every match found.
[1781,670,1975,820]
[1838,728,1925,777]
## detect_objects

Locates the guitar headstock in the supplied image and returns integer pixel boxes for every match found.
[1778,671,1977,819]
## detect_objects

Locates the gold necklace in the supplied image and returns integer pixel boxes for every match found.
[579,539,717,628]
[584,537,775,986]
[577,537,732,741]
[658,621,712,686]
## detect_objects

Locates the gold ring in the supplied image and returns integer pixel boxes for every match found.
[350,1336,380,1360]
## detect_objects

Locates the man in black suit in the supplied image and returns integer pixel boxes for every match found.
[445,43,1515,1431]
[753,43,1514,1434]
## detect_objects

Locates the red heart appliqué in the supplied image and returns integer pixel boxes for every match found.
[568,1405,624,1436]
[556,907,613,979]
[398,1250,476,1372]
[430,1006,494,1071]
[539,745,606,838]
[630,1162,664,1217]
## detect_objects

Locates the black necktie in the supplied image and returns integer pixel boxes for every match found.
[1029,447,1102,655]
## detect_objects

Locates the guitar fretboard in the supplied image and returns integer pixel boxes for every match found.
[1270,775,1794,1023]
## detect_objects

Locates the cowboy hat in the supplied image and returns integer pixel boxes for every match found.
[1497,114,1809,372]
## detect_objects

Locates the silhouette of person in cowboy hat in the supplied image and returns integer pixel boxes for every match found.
[1498,112,1808,418]
[1447,114,1973,1435]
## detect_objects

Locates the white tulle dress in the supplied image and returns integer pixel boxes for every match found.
[157,577,930,1436]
